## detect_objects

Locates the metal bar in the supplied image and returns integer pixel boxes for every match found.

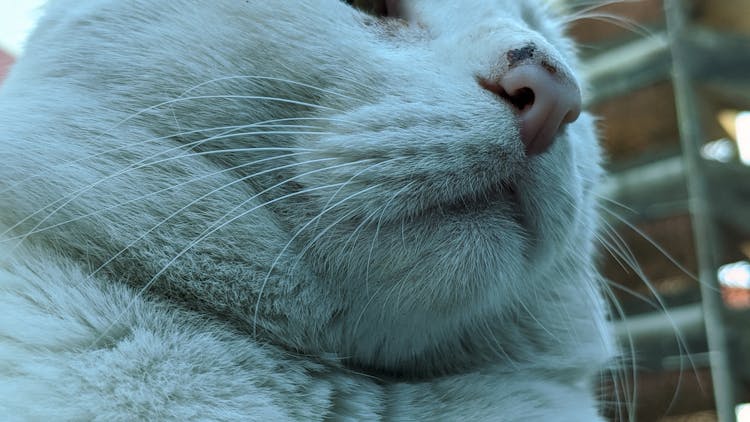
[614,303,705,344]
[664,1,738,420]
[583,32,672,106]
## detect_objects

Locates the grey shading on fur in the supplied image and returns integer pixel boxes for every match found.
[0,0,616,420]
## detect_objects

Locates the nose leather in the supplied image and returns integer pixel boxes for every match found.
[499,64,582,155]
[479,45,583,156]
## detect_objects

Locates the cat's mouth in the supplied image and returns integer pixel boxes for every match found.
[434,182,523,220]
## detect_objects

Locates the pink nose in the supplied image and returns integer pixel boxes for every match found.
[480,63,582,155]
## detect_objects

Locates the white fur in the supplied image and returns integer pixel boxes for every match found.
[0,0,615,420]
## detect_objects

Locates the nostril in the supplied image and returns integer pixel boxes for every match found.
[477,79,535,111]
[506,87,535,111]
[480,63,582,156]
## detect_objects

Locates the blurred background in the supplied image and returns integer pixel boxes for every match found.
[0,0,44,54]
[0,0,43,80]
[567,0,750,421]
[1,0,749,421]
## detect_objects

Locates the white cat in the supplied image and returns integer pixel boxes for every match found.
[0,0,616,420]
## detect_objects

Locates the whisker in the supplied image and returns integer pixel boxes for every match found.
[86,94,346,146]
[3,129,324,247]
[601,273,659,310]
[351,281,389,340]
[3,152,313,240]
[253,182,384,336]
[84,157,346,281]
[178,75,366,104]
[364,182,414,298]
[88,168,366,349]
[562,0,652,38]
[348,183,417,334]
[596,208,702,414]
[597,232,633,275]
[334,205,388,299]
[1,117,363,196]
[599,216,641,275]
[519,300,562,343]
[595,192,639,215]
[600,278,638,422]
[600,206,704,288]
[293,158,404,272]
[478,319,519,369]
[289,206,362,275]
[567,13,651,38]
[568,0,636,14]
[89,157,374,320]
[140,94,344,114]
[315,159,400,227]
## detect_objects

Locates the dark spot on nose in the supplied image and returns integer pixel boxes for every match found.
[507,44,536,66]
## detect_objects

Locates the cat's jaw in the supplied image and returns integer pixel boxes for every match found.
[286,96,605,375]
[290,133,605,378]
[307,220,613,378]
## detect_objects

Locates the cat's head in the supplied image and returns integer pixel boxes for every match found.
[1,0,609,375]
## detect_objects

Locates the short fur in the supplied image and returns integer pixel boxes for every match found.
[0,0,615,420]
